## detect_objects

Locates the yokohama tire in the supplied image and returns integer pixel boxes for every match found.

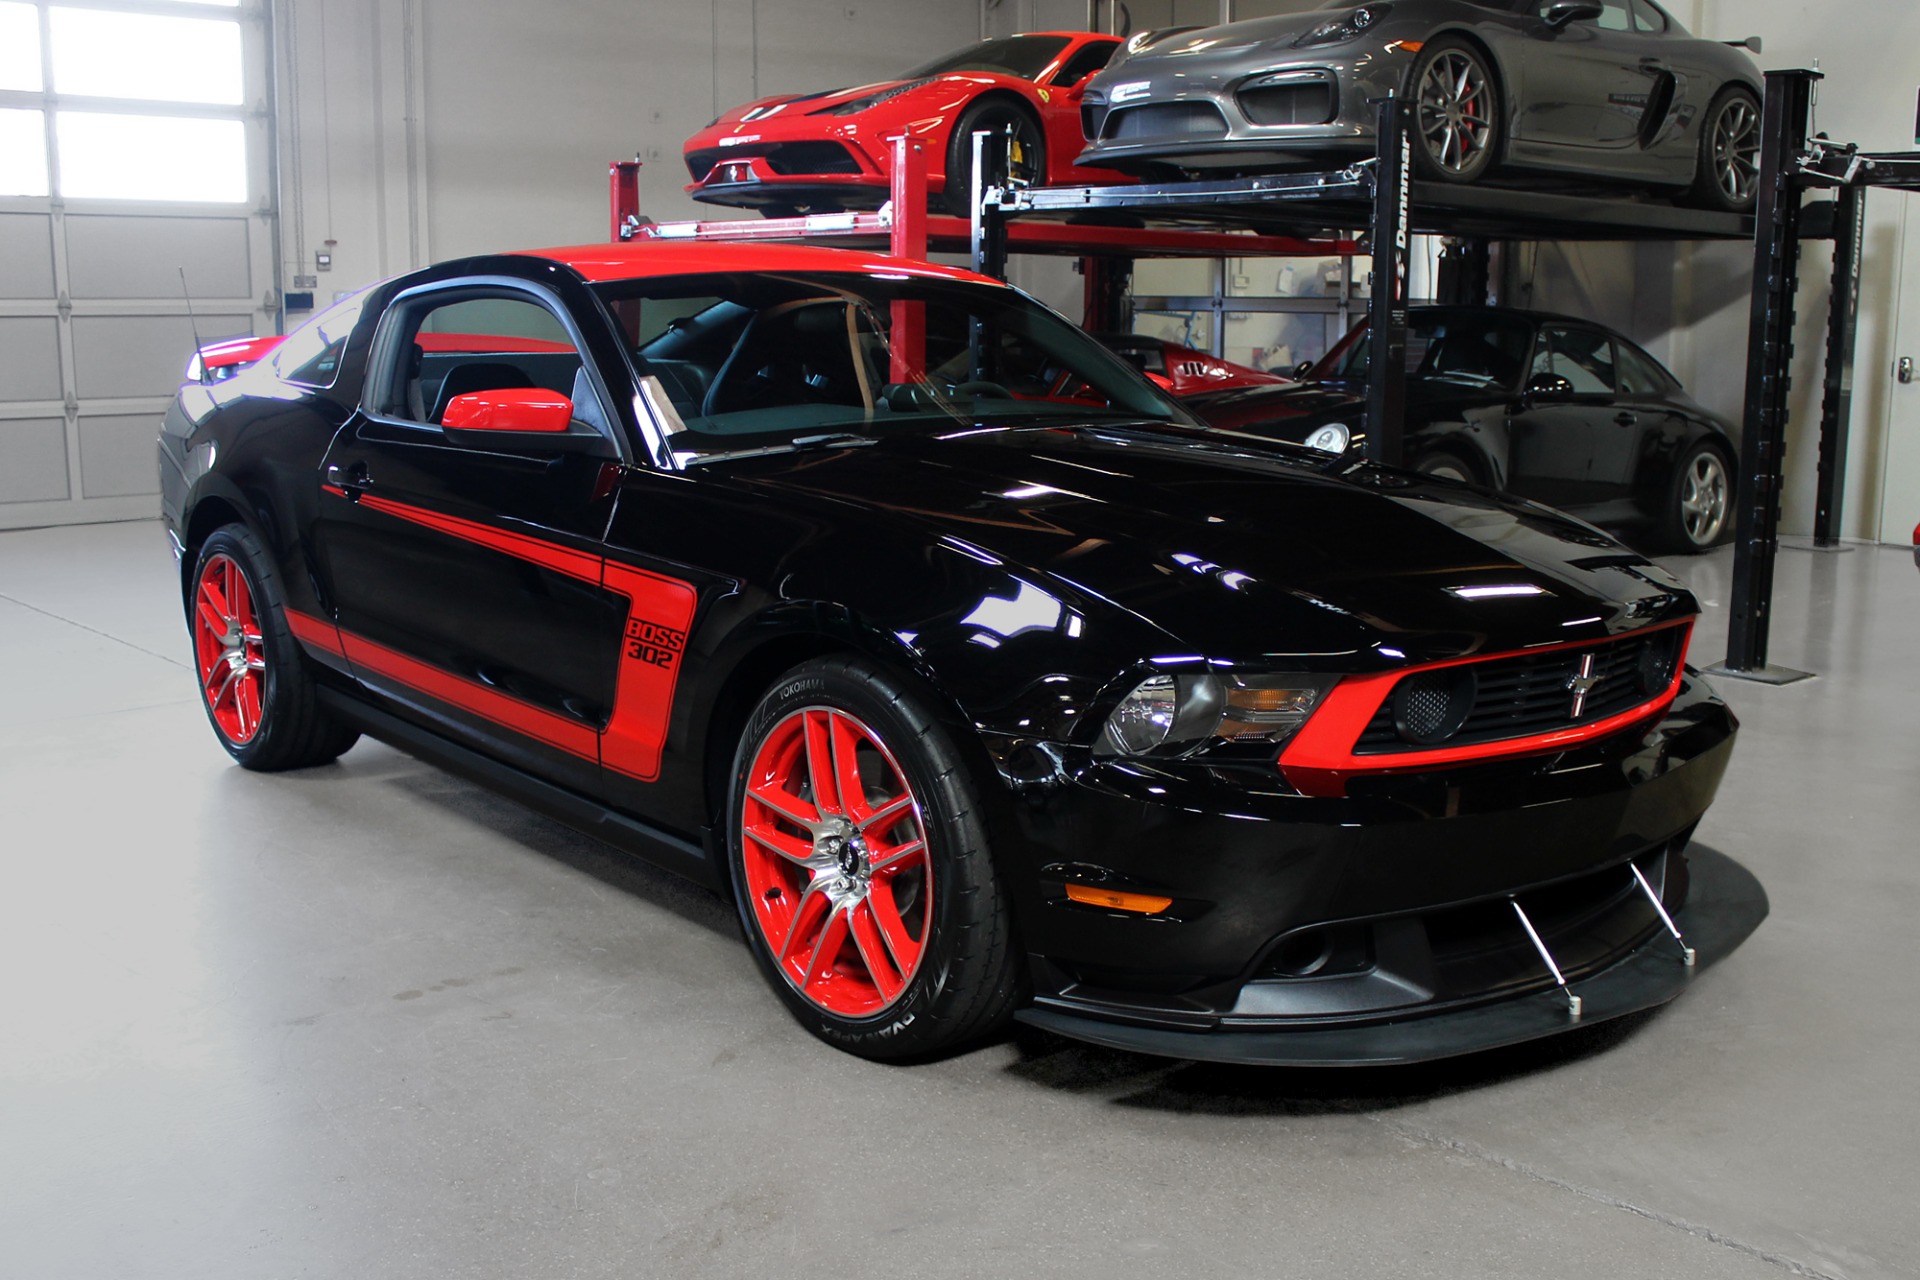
[187,524,360,771]
[726,655,1019,1059]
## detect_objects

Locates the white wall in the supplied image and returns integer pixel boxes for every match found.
[273,0,979,302]
[1526,0,1920,543]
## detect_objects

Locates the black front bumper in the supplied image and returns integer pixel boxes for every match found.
[997,672,1744,1064]
[1016,842,1763,1065]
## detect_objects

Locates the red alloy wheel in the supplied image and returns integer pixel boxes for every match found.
[192,552,267,745]
[739,706,934,1018]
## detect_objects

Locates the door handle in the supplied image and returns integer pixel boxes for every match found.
[1613,412,1637,426]
[1899,356,1914,385]
[325,462,370,494]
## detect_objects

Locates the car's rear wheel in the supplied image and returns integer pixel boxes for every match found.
[189,524,359,770]
[726,656,1017,1059]
[1660,442,1735,552]
[1411,447,1484,486]
[1409,39,1502,185]
[943,100,1046,216]
[1688,87,1761,213]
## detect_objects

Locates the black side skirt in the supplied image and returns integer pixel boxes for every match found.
[318,686,720,891]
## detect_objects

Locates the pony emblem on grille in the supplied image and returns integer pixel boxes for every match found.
[1566,652,1602,718]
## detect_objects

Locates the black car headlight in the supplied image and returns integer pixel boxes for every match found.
[812,78,933,116]
[1292,4,1391,48]
[1097,672,1334,757]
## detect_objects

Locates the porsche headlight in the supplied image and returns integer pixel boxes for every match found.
[1097,673,1333,756]
[1293,4,1391,47]
[1305,422,1350,454]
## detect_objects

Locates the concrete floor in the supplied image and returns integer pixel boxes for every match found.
[2,519,1916,1280]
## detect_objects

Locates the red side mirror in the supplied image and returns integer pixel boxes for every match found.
[441,387,573,433]
[1145,371,1175,392]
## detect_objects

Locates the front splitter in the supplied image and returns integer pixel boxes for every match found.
[1014,844,1767,1067]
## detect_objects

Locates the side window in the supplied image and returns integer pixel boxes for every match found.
[1540,326,1617,395]
[1590,0,1633,31]
[1630,0,1669,32]
[1051,39,1117,87]
[373,292,586,427]
[272,291,367,389]
[1615,340,1672,395]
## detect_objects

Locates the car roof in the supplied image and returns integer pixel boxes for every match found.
[1409,304,1625,331]
[516,241,1004,287]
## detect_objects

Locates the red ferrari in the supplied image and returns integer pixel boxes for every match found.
[683,32,1132,216]
[1098,333,1288,397]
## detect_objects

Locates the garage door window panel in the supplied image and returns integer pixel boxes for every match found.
[0,109,48,197]
[49,8,243,105]
[0,3,41,91]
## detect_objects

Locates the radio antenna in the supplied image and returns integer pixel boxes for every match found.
[179,266,206,358]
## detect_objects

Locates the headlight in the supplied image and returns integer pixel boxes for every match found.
[1293,5,1391,48]
[1305,422,1350,454]
[1097,673,1333,756]
[813,78,933,116]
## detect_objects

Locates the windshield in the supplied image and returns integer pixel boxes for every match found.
[590,271,1194,456]
[1315,311,1534,391]
[900,35,1070,81]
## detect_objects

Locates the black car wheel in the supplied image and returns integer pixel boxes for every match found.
[188,524,359,770]
[1661,443,1734,552]
[943,100,1045,216]
[1688,88,1761,213]
[1409,40,1502,184]
[726,655,1018,1059]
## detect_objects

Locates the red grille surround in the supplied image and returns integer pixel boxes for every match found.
[1278,619,1694,794]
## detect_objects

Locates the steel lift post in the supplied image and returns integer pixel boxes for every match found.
[1713,68,1820,685]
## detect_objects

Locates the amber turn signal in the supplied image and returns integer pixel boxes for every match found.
[1065,883,1173,914]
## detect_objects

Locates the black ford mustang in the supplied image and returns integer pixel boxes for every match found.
[159,242,1738,1064]
[1185,306,1738,553]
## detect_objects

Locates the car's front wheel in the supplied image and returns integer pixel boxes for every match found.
[188,524,360,770]
[943,100,1046,216]
[1408,39,1502,185]
[726,656,1018,1059]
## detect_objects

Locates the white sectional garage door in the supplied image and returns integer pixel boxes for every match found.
[0,0,274,530]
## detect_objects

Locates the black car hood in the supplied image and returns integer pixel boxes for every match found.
[720,425,1695,671]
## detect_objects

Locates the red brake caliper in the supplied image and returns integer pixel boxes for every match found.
[193,553,266,744]
[739,707,933,1017]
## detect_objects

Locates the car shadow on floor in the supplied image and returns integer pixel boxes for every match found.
[998,844,1769,1114]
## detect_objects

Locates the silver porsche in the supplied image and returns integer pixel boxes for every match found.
[1077,0,1764,210]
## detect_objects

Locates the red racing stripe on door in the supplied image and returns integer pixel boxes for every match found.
[284,606,347,658]
[321,486,695,781]
[340,629,601,762]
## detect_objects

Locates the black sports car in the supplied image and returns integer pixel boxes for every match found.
[1079,0,1763,211]
[1183,306,1738,552]
[159,242,1738,1065]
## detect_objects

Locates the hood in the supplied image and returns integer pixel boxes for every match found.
[722,424,1696,671]
[1102,11,1347,76]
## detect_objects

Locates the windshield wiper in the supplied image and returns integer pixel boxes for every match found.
[682,432,880,467]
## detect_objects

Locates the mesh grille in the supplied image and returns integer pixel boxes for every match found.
[1236,81,1335,127]
[1101,102,1230,141]
[1356,628,1684,754]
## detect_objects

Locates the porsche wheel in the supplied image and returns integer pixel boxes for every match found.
[188,524,359,770]
[1659,442,1734,553]
[727,656,1017,1059]
[1411,448,1482,486]
[1409,40,1501,185]
[942,100,1046,217]
[1688,88,1761,213]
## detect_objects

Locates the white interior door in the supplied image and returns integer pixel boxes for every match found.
[1876,200,1920,546]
